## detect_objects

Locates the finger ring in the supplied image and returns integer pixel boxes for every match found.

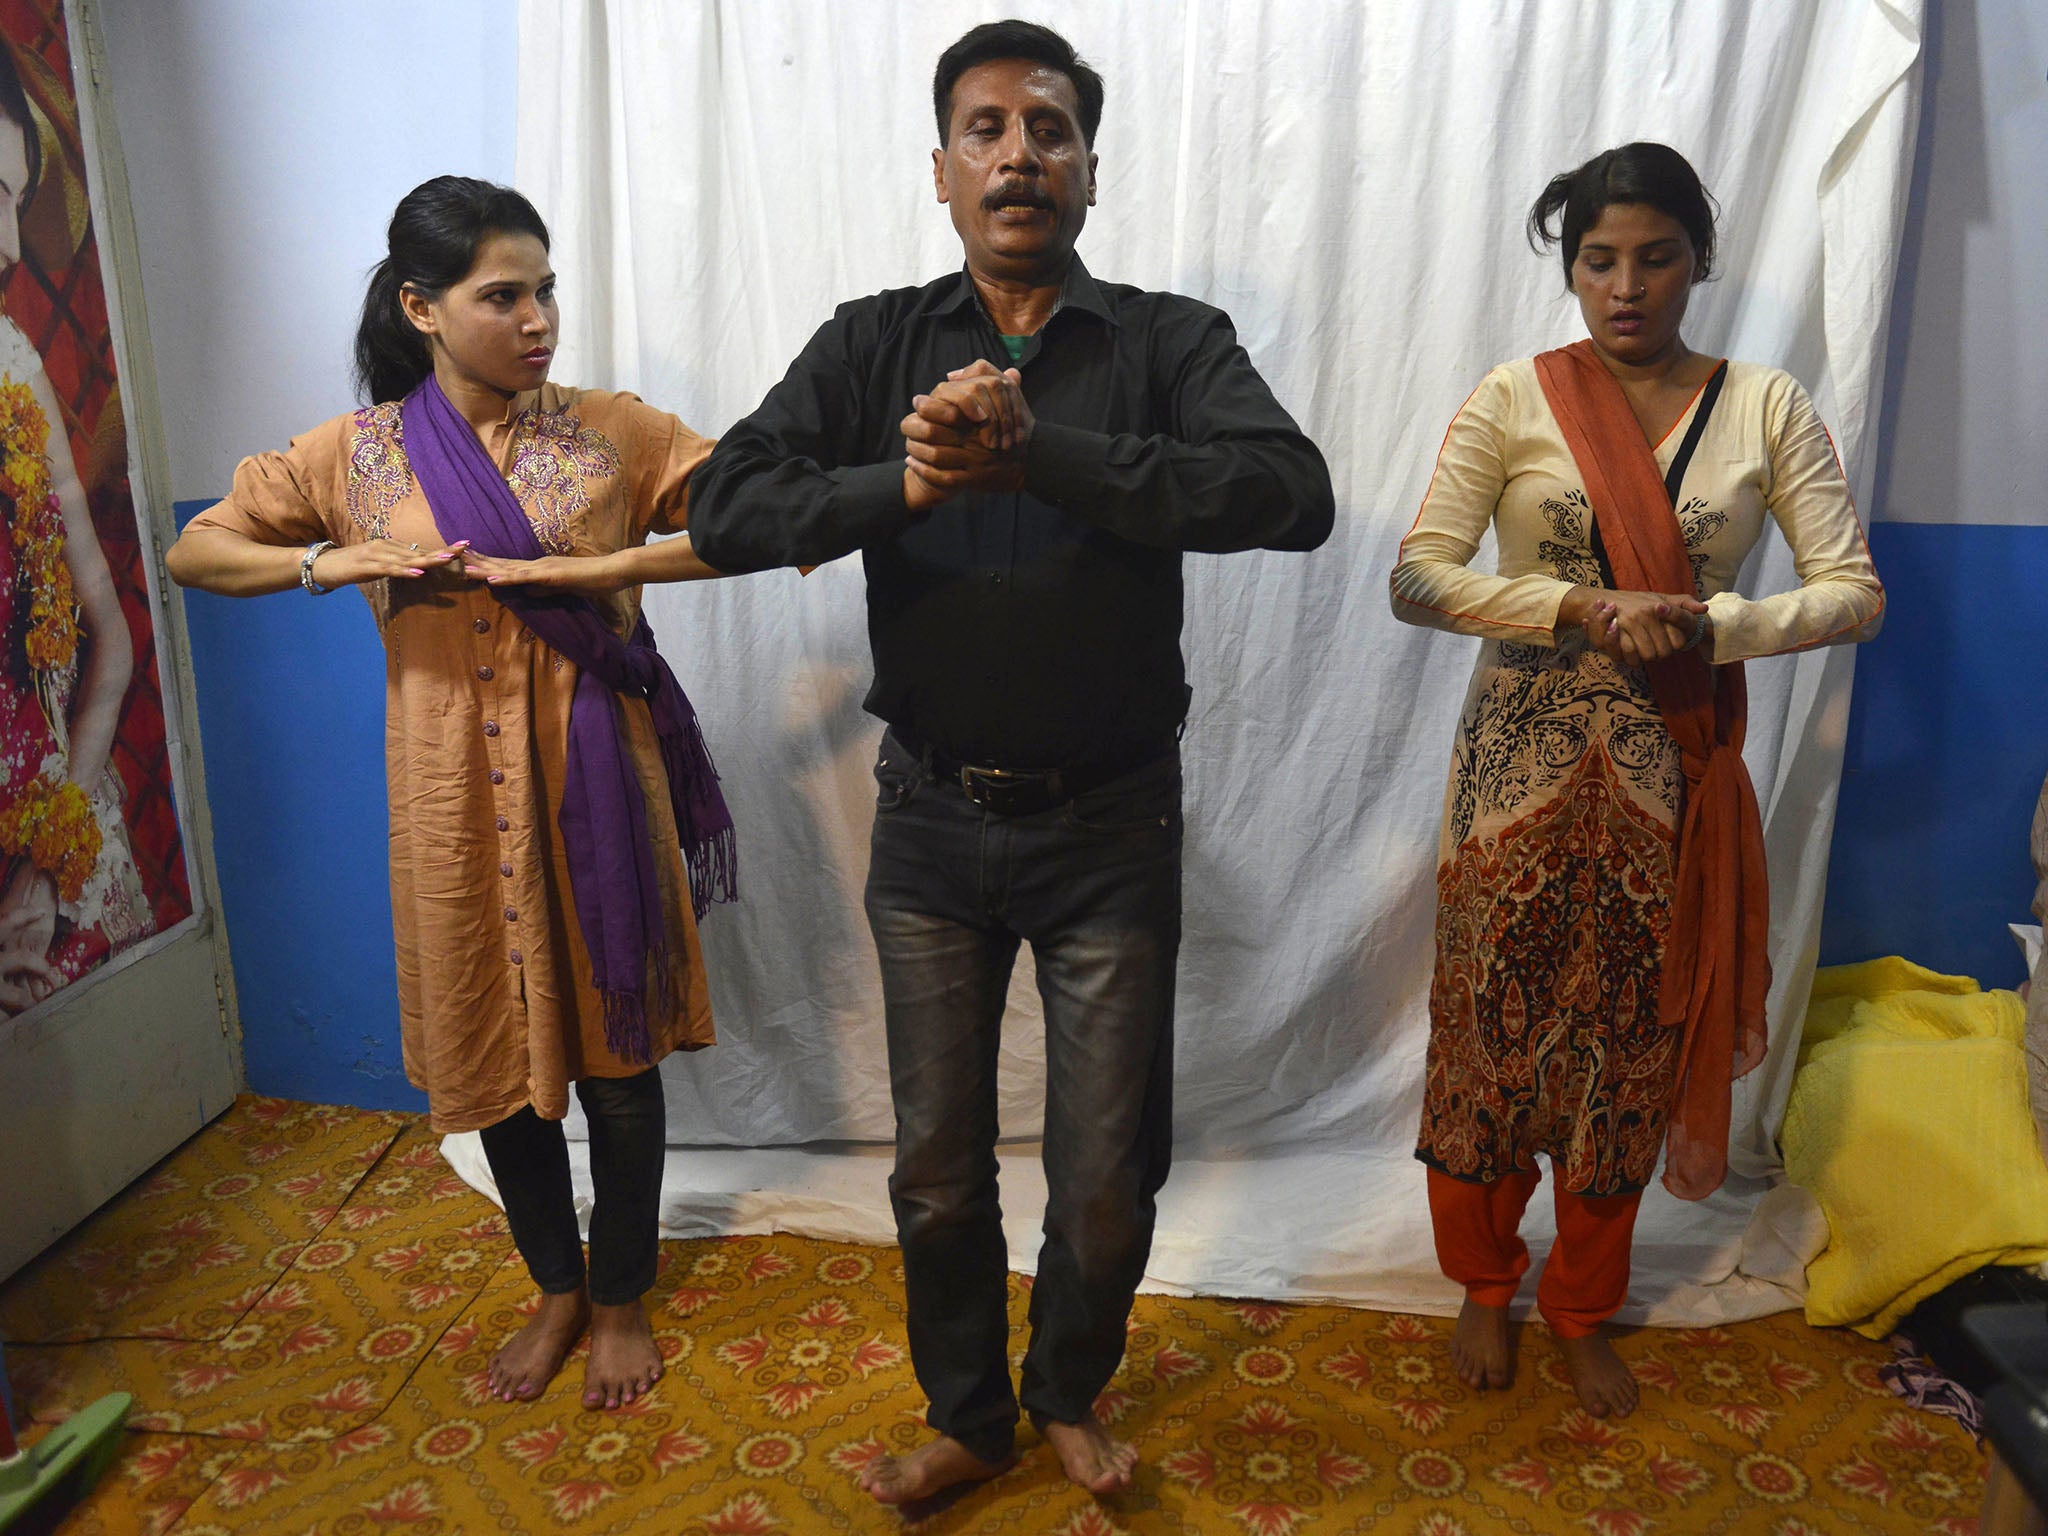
[408,542,421,553]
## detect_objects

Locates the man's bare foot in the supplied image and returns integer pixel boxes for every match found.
[858,1434,1014,1506]
[1042,1414,1138,1495]
[1451,1297,1515,1390]
[1558,1330,1638,1418]
[489,1289,589,1401]
[584,1298,664,1410]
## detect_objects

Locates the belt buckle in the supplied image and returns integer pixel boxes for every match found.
[960,765,1017,812]
[959,765,1051,815]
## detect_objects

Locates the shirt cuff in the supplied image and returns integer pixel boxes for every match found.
[1022,420,1110,508]
[833,459,915,540]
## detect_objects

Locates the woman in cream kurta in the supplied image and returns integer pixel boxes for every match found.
[1395,355,1883,1183]
[185,382,716,1133]
[1390,143,1885,1425]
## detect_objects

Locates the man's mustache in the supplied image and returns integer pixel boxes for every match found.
[982,181,1055,211]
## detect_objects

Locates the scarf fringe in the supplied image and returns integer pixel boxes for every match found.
[661,700,739,919]
[599,984,656,1067]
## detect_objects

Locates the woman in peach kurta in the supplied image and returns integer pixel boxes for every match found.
[169,177,731,1415]
[188,381,717,1127]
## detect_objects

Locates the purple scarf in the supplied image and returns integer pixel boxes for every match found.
[403,375,737,1063]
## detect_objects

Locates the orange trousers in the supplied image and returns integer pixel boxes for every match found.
[1425,1165,1642,1339]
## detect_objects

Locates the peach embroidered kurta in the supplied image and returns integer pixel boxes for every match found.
[189,385,717,1132]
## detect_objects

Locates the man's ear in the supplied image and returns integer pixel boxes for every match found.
[933,145,950,205]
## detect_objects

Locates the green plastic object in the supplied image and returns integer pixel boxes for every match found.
[0,1392,132,1534]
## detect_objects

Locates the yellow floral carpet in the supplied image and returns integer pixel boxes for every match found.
[2,1097,1988,1534]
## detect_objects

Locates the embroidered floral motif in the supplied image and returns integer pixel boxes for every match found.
[347,403,412,539]
[506,406,619,554]
[1677,495,1727,589]
[1535,490,1606,589]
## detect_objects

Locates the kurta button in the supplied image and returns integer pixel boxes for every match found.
[483,720,499,737]
[473,618,490,634]
[477,666,494,681]
[489,769,504,784]
[509,950,523,965]
[503,907,518,923]
[495,816,509,832]
[500,862,513,877]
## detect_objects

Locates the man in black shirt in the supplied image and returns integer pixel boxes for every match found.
[689,20,1333,1506]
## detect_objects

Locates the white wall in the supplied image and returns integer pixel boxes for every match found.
[1874,0,2048,526]
[98,0,517,500]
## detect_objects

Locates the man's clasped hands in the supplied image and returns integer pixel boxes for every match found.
[900,360,1035,511]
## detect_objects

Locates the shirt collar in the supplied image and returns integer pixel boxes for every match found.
[937,255,1117,331]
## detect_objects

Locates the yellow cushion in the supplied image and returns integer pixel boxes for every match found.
[1783,960,2048,1338]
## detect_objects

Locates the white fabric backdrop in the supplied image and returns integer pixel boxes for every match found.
[459,0,1923,1317]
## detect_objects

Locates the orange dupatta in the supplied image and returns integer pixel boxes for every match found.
[1532,340,1770,1200]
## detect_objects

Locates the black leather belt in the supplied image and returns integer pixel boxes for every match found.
[897,731,1174,817]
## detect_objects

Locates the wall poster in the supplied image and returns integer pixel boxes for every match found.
[0,0,191,1029]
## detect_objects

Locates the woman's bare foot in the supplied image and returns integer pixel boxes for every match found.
[1558,1331,1638,1418]
[858,1435,1014,1506]
[1451,1297,1515,1390]
[584,1298,664,1410]
[489,1289,589,1401]
[1042,1414,1138,1494]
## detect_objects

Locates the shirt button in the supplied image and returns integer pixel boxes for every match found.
[500,862,513,877]
[984,673,997,685]
[472,618,490,634]
[476,665,494,681]
[489,769,504,785]
[510,949,523,965]
[495,816,509,832]
[503,907,518,923]
[990,573,1003,585]
[483,720,499,738]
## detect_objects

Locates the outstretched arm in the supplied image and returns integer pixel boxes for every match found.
[459,533,722,593]
[687,307,921,574]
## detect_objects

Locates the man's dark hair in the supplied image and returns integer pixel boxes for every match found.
[933,20,1104,148]
[1527,141,1720,288]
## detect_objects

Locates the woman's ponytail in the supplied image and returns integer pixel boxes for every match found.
[352,257,433,405]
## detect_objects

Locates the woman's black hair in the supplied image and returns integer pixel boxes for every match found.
[1527,142,1718,288]
[352,176,550,405]
[0,46,45,212]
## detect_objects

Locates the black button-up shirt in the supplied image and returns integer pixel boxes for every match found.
[689,258,1334,771]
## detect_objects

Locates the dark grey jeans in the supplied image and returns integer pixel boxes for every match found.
[865,730,1181,1463]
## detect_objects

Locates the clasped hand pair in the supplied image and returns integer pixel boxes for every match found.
[899,360,1034,513]
[1567,587,1710,667]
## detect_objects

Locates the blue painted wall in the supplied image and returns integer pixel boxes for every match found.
[173,501,421,1111]
[1821,521,2048,990]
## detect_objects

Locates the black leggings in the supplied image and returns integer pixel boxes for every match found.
[476,1067,666,1306]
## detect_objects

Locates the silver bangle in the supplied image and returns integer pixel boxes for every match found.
[1679,609,1712,654]
[300,540,337,595]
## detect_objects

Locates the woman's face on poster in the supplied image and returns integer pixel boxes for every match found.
[0,117,28,274]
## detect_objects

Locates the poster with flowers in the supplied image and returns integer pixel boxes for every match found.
[0,0,192,1026]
